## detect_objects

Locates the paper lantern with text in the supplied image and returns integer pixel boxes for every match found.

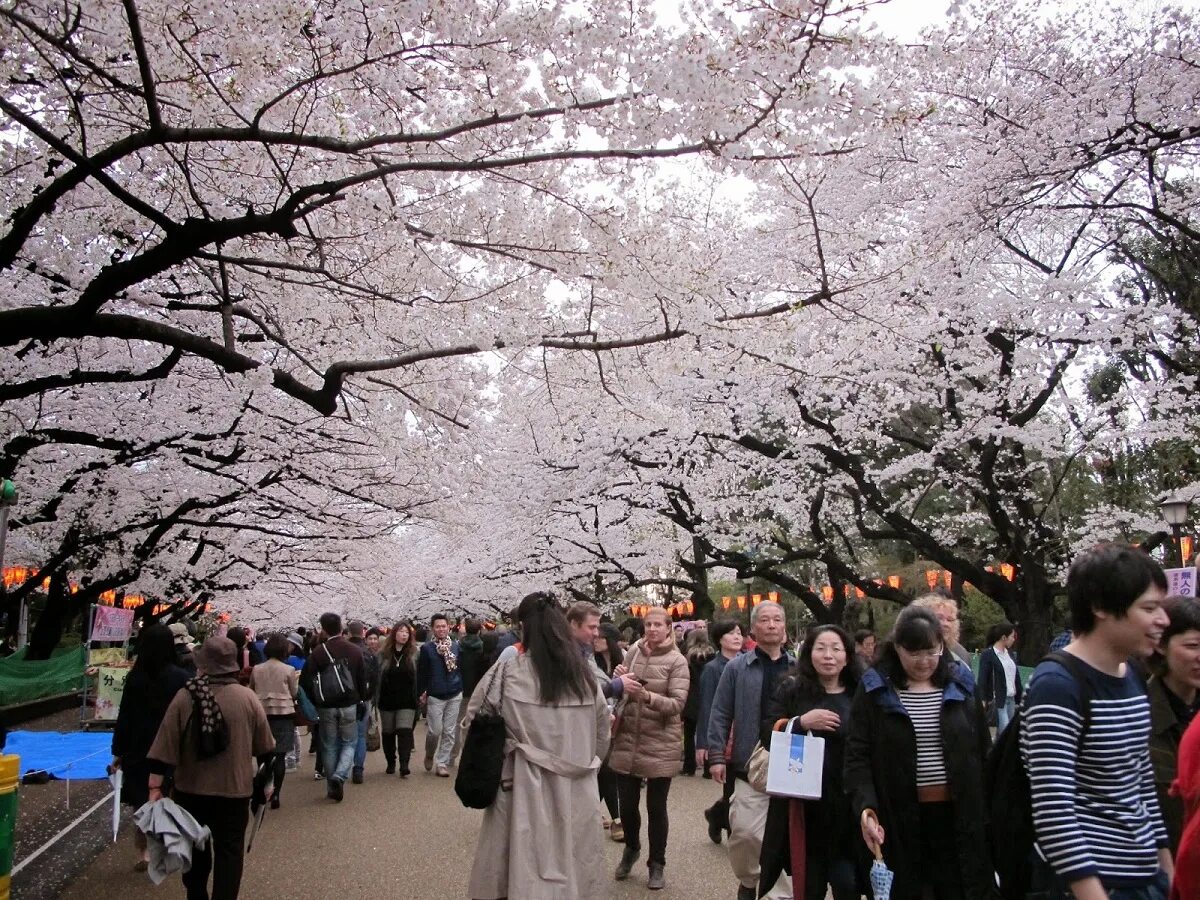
[767,592,779,603]
[942,571,953,589]
[751,594,762,606]
[721,596,732,610]
[1182,536,1194,565]
[887,575,901,589]
[1000,563,1015,582]
[821,586,833,604]
[924,570,938,590]
[736,596,747,611]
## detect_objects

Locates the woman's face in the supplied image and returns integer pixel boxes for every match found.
[809,631,848,680]
[394,625,410,647]
[1164,628,1200,691]
[897,643,943,683]
[643,615,671,647]
[720,626,744,655]
[593,633,608,654]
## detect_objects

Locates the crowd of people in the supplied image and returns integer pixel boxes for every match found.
[107,542,1200,900]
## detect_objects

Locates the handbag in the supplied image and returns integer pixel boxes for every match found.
[455,662,508,810]
[366,707,381,751]
[294,685,319,726]
[764,716,825,799]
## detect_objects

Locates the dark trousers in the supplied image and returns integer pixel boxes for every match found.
[682,718,697,775]
[803,852,858,900]
[892,802,965,900]
[598,763,620,820]
[174,791,250,900]
[270,753,286,799]
[617,775,672,866]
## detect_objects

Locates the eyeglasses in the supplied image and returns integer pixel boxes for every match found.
[901,647,943,662]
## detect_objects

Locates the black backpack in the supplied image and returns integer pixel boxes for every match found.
[313,644,357,707]
[985,650,1094,899]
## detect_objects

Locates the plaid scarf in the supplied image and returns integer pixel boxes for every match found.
[435,636,458,673]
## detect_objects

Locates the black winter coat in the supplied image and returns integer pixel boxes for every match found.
[112,664,190,807]
[683,647,714,720]
[377,655,418,711]
[843,662,992,900]
[976,646,1023,712]
[458,634,486,702]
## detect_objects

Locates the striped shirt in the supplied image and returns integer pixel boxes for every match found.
[897,689,946,786]
[1020,657,1168,885]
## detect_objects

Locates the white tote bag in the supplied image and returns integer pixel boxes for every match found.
[764,716,825,799]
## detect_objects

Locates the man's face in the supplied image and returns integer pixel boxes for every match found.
[933,604,960,645]
[752,606,786,647]
[859,635,876,657]
[432,619,450,640]
[366,633,380,652]
[1099,584,1169,658]
[571,614,601,648]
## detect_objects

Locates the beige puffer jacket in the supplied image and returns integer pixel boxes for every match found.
[606,638,689,779]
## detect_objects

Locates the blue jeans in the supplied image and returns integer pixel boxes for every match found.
[353,709,369,773]
[996,697,1017,733]
[318,705,357,785]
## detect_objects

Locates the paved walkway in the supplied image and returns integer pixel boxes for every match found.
[56,724,743,899]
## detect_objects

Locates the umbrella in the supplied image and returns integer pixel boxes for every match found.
[245,802,267,853]
[869,853,895,900]
[108,768,123,842]
[246,758,271,854]
[863,810,894,900]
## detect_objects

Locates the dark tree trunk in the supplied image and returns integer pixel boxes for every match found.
[26,571,86,660]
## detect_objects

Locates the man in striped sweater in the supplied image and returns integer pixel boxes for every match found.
[1021,544,1174,900]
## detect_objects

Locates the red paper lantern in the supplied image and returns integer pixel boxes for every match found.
[721,596,732,610]
[887,575,901,589]
[736,596,747,611]
[924,570,938,590]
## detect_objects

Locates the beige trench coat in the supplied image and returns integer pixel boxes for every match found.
[605,638,689,779]
[465,655,610,900]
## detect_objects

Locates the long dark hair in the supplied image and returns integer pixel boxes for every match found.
[787,624,859,699]
[381,619,417,673]
[517,592,593,704]
[595,623,623,676]
[875,606,955,689]
[134,624,177,677]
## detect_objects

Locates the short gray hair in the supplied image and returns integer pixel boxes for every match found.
[749,601,785,626]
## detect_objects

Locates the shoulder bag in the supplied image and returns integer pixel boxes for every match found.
[454,661,508,810]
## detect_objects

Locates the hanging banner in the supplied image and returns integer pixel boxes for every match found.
[1166,567,1197,598]
[93,665,131,720]
[91,606,135,643]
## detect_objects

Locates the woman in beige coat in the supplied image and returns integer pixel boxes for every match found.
[607,607,690,891]
[249,634,299,808]
[465,592,610,900]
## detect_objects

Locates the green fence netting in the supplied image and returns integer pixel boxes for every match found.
[0,645,85,706]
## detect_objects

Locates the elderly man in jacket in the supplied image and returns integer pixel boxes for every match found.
[707,601,794,900]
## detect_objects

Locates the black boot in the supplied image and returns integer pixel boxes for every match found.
[614,847,640,881]
[397,728,413,777]
[383,731,397,774]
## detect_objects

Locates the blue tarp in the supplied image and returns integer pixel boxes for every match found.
[5,730,111,779]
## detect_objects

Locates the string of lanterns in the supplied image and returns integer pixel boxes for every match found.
[2,566,202,616]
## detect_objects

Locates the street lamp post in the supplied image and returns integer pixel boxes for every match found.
[1160,495,1192,568]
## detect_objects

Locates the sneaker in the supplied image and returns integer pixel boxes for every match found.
[609,819,624,842]
[435,765,450,777]
[327,780,344,802]
[737,885,756,900]
[614,847,640,881]
[424,754,434,772]
[705,807,723,845]
[351,769,364,785]
[313,771,323,781]
[648,862,665,891]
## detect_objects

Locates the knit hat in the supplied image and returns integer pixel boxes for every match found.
[193,636,240,676]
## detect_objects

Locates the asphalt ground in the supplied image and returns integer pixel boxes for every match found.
[50,722,752,900]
